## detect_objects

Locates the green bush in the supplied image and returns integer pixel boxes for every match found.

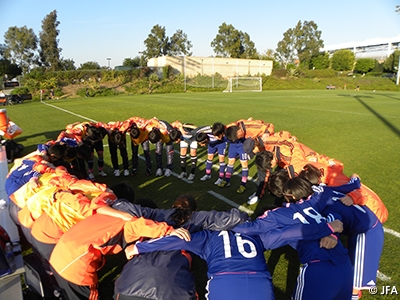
[10,86,30,95]
[301,69,337,78]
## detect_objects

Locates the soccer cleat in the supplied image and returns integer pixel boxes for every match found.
[87,173,95,180]
[218,180,230,188]
[214,178,224,185]
[113,169,120,177]
[98,170,107,177]
[131,168,138,176]
[248,192,257,200]
[178,172,187,179]
[146,168,152,176]
[123,169,130,177]
[200,174,211,181]
[187,173,195,181]
[164,169,172,177]
[237,185,246,194]
[156,168,163,176]
[247,195,259,205]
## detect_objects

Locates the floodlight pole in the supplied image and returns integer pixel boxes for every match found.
[184,56,186,92]
[397,55,400,85]
[212,56,215,88]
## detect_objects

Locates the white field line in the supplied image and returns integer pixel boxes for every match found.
[383,227,400,238]
[207,190,254,215]
[41,101,99,123]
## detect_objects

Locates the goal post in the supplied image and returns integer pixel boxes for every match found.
[223,77,262,92]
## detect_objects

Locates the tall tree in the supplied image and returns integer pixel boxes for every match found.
[276,20,324,69]
[210,23,257,58]
[78,61,100,70]
[3,26,38,73]
[39,10,62,71]
[123,57,140,68]
[59,58,76,70]
[169,29,193,56]
[0,45,22,78]
[239,32,257,58]
[143,25,169,59]
[275,28,296,69]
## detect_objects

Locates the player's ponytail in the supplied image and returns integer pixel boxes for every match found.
[170,194,197,227]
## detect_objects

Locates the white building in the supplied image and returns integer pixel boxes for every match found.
[147,56,273,78]
[322,35,400,62]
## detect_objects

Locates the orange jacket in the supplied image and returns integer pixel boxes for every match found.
[227,119,275,140]
[119,117,149,145]
[49,214,174,286]
[16,167,116,229]
[119,117,148,133]
[278,141,388,223]
[31,212,64,244]
[57,121,95,143]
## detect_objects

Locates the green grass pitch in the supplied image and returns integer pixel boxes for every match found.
[5,89,400,299]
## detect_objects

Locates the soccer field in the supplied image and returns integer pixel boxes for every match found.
[5,89,400,299]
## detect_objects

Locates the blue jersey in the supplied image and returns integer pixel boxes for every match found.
[311,184,379,235]
[5,159,40,196]
[233,178,362,264]
[136,230,269,278]
[135,230,275,300]
[182,125,211,144]
[311,181,384,290]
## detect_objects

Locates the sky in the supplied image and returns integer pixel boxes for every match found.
[0,0,399,69]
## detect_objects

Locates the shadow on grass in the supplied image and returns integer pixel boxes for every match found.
[338,94,400,138]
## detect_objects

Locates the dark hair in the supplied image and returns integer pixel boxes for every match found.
[64,146,77,161]
[211,122,225,136]
[255,150,274,172]
[268,169,289,198]
[129,124,140,139]
[48,143,66,162]
[282,177,313,203]
[225,126,239,142]
[170,194,197,227]
[110,182,135,203]
[76,144,91,160]
[134,198,158,209]
[298,164,321,185]
[110,129,126,147]
[169,128,182,141]
[85,125,103,142]
[148,128,161,144]
[98,127,108,139]
[195,132,208,143]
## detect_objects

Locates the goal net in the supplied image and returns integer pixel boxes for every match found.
[223,77,262,92]
[185,74,228,90]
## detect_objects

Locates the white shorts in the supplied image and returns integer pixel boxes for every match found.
[180,139,198,149]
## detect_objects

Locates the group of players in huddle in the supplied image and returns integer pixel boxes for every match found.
[4,116,388,300]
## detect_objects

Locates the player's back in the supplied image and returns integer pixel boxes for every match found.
[199,230,269,276]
